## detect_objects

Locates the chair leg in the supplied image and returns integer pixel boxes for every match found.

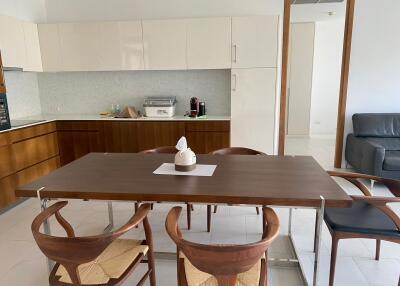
[375,239,381,261]
[329,235,339,286]
[186,203,191,230]
[207,205,212,232]
[150,203,154,210]
[256,207,260,215]
[213,205,218,213]
[191,204,194,211]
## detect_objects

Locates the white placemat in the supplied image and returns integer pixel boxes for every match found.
[153,163,217,177]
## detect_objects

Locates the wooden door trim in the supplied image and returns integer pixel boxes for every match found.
[278,0,356,162]
[278,0,291,155]
[334,0,356,168]
[0,52,6,94]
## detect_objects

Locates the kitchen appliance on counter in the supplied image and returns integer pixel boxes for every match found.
[0,53,11,131]
[143,96,177,118]
[0,93,11,131]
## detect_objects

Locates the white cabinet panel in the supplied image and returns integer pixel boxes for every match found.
[22,22,43,72]
[96,21,144,71]
[231,68,277,154]
[232,16,279,68]
[142,19,187,70]
[58,23,103,71]
[38,24,62,72]
[187,17,231,69]
[287,23,315,136]
[0,16,26,68]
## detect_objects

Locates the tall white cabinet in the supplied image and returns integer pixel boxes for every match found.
[232,16,279,69]
[230,16,279,154]
[231,68,277,153]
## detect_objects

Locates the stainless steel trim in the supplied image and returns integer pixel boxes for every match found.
[3,67,23,72]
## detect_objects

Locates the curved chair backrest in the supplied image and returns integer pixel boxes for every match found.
[32,201,152,285]
[210,147,266,155]
[165,206,279,285]
[140,146,178,154]
[328,171,400,230]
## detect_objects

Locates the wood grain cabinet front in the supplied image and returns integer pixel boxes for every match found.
[185,121,230,154]
[12,132,59,172]
[57,121,104,165]
[136,121,185,152]
[0,175,17,209]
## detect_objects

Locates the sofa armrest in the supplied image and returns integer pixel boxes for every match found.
[345,134,385,176]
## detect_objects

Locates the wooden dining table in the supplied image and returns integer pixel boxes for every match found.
[16,153,352,286]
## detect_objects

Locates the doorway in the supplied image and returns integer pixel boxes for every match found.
[284,2,346,169]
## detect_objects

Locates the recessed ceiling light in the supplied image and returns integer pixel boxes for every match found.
[327,11,337,16]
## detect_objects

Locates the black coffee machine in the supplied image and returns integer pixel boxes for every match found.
[0,53,11,131]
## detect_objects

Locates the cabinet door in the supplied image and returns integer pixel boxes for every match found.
[97,21,145,71]
[38,24,62,71]
[142,19,187,70]
[0,16,26,68]
[0,175,16,209]
[137,122,185,151]
[187,18,231,69]
[22,22,43,72]
[58,23,102,71]
[103,121,139,153]
[232,16,279,68]
[231,68,277,154]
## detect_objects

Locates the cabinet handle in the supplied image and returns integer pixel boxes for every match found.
[232,45,237,63]
[232,74,237,91]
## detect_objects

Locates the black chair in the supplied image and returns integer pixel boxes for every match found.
[320,171,400,286]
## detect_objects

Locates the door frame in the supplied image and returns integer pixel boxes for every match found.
[278,0,356,169]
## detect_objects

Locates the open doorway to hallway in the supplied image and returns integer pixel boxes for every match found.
[285,2,346,169]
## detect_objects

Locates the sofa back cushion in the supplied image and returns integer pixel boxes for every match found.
[353,113,400,137]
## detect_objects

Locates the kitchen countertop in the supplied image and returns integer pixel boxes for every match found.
[0,114,231,133]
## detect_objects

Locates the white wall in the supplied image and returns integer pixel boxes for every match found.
[310,20,344,136]
[0,0,47,22]
[344,0,400,159]
[44,0,283,23]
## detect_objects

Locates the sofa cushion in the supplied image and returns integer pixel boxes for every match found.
[383,151,400,171]
[366,137,400,150]
[353,113,400,137]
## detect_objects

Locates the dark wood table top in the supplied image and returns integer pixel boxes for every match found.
[16,153,352,208]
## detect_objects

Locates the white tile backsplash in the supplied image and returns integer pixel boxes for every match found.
[4,71,42,119]
[37,69,231,116]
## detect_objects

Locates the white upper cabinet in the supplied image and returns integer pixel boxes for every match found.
[232,16,279,68]
[38,24,62,72]
[58,23,103,71]
[186,17,231,69]
[142,19,187,70]
[22,22,43,72]
[92,21,144,71]
[0,16,26,68]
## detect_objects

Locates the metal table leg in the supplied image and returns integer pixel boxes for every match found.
[104,201,114,232]
[40,198,54,274]
[313,196,325,286]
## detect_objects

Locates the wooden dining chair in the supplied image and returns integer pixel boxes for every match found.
[32,201,156,286]
[207,147,267,232]
[165,205,280,286]
[322,171,400,286]
[140,146,194,230]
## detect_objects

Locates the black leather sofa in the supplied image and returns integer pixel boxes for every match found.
[345,113,400,179]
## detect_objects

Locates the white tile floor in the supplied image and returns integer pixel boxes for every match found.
[0,137,398,286]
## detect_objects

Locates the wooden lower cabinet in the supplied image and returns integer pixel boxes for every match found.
[103,121,138,153]
[16,156,60,187]
[136,121,185,151]
[186,131,230,154]
[12,132,59,171]
[0,175,16,209]
[57,121,104,165]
